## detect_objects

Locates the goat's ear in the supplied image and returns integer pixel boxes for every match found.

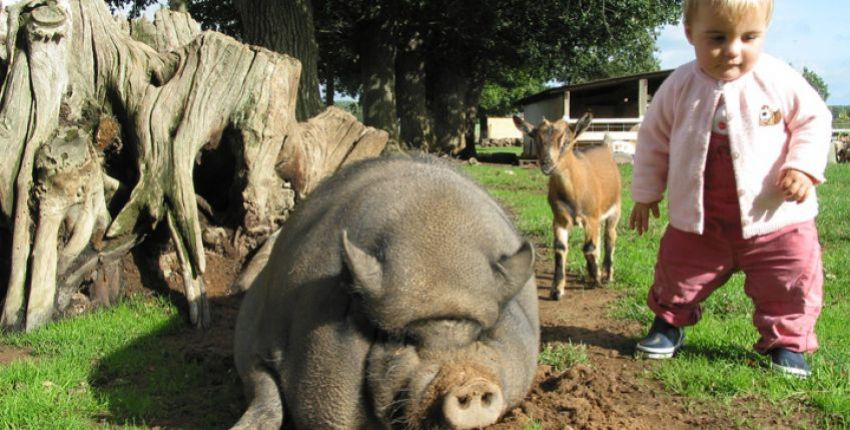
[572,112,593,137]
[513,115,535,137]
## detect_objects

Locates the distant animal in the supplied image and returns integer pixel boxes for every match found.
[232,155,540,430]
[835,135,850,163]
[514,113,622,300]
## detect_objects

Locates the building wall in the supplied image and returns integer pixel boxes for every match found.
[523,95,566,125]
[485,117,523,139]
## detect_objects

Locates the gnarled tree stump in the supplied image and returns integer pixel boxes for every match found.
[0,0,387,331]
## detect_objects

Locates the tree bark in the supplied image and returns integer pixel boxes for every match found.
[358,12,399,147]
[430,64,470,155]
[396,30,433,150]
[233,0,322,122]
[323,71,335,107]
[0,0,386,331]
[458,84,483,159]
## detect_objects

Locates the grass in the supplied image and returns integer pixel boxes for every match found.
[538,341,590,372]
[522,420,543,430]
[0,159,847,428]
[464,161,850,428]
[0,297,242,428]
[475,145,523,156]
[0,298,174,428]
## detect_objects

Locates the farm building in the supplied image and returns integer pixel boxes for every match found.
[515,69,673,160]
[481,117,523,141]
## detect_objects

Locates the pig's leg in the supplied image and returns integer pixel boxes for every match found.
[231,365,283,430]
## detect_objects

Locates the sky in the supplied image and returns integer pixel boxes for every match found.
[655,0,850,105]
[4,0,847,105]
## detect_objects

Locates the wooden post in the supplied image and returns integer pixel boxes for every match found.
[638,78,649,117]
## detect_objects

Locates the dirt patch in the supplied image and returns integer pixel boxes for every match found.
[107,236,820,429]
[488,258,820,429]
[0,345,32,365]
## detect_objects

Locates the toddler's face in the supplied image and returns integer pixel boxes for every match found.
[685,3,769,81]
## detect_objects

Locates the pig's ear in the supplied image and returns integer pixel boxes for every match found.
[493,240,535,299]
[341,230,383,299]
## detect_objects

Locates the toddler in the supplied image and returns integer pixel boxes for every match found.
[629,0,832,378]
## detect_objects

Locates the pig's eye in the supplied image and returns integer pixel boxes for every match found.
[404,319,483,349]
[403,333,419,347]
[377,329,418,348]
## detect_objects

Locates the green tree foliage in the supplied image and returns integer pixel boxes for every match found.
[479,71,547,116]
[832,106,850,128]
[104,0,681,151]
[104,0,157,17]
[105,0,242,35]
[183,0,241,36]
[802,67,830,102]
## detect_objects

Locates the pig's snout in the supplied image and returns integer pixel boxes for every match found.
[442,378,504,429]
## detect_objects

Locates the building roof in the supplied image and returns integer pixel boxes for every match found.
[516,69,674,106]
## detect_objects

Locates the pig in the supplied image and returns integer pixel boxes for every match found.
[232,154,540,430]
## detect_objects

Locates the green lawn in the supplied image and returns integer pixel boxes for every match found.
[475,145,523,156]
[0,161,848,428]
[0,298,242,429]
[466,162,850,428]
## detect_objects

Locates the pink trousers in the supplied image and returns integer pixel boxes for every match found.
[648,219,823,353]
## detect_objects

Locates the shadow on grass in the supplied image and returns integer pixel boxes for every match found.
[541,324,637,356]
[474,152,520,165]
[676,343,765,366]
[89,295,245,429]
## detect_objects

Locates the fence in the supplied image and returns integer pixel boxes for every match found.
[567,117,642,143]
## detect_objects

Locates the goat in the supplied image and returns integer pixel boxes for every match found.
[514,113,622,300]
[835,135,850,163]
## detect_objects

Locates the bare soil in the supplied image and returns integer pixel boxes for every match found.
[2,231,820,429]
[0,345,32,365]
[119,243,818,429]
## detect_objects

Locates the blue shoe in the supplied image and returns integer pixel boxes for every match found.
[769,348,811,378]
[635,317,684,359]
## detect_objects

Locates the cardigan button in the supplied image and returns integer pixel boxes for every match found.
[737,189,746,197]
[732,152,740,159]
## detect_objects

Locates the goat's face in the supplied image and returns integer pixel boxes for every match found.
[513,116,576,176]
[514,113,593,175]
[531,120,571,175]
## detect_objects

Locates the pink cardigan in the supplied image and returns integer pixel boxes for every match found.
[632,54,832,239]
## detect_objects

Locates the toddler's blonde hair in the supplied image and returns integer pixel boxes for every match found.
[683,0,774,26]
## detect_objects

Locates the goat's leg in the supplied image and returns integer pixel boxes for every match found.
[550,222,569,300]
[601,209,620,284]
[582,219,602,288]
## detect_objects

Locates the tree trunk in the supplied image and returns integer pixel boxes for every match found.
[458,84,483,159]
[323,71,335,107]
[358,14,399,147]
[396,30,433,150]
[233,0,322,122]
[430,64,471,155]
[0,0,386,331]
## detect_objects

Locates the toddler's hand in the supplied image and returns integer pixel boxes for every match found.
[777,169,814,204]
[629,201,660,235]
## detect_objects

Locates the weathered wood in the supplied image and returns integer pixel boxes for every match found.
[130,8,200,52]
[279,106,391,198]
[0,0,387,331]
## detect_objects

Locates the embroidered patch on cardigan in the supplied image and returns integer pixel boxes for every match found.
[759,105,782,126]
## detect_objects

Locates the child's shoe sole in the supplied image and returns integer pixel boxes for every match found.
[770,362,811,378]
[635,348,677,359]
